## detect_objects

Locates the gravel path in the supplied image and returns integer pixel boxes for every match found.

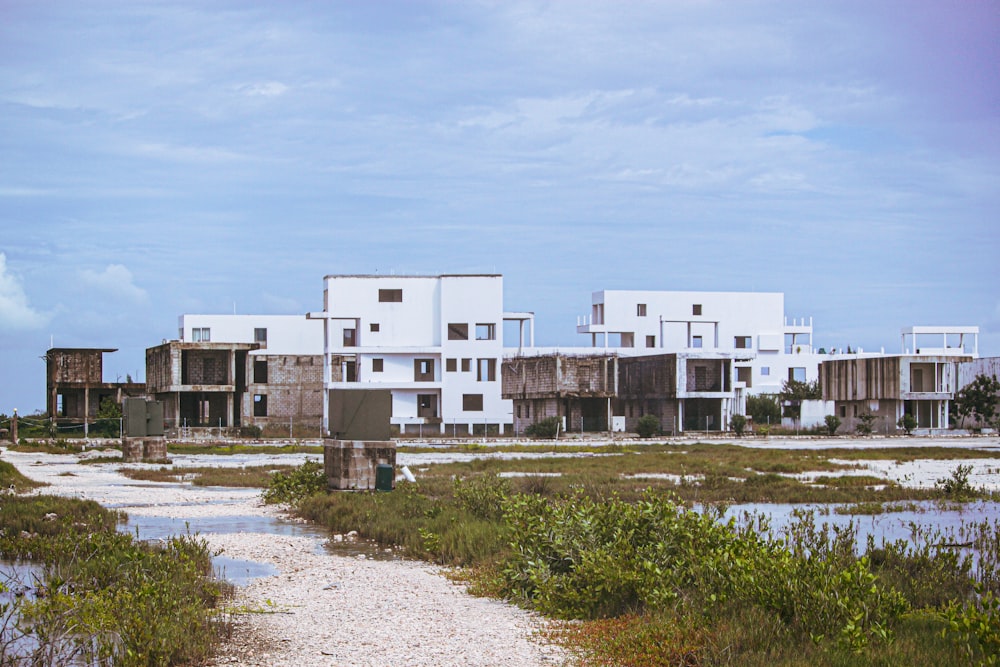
[1,450,568,666]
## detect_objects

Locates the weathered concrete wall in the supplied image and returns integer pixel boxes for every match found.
[145,345,177,393]
[122,437,168,462]
[820,357,902,401]
[502,354,616,399]
[47,349,105,385]
[244,355,324,428]
[619,355,678,399]
[324,440,396,490]
[685,359,727,393]
[958,356,1000,389]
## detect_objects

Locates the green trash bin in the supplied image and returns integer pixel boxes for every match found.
[375,463,394,492]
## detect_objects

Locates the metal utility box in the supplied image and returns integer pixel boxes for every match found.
[124,398,164,437]
[375,464,394,491]
[328,389,391,441]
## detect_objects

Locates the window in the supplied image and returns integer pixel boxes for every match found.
[516,405,521,418]
[192,327,210,342]
[414,358,435,382]
[477,358,496,382]
[475,323,496,340]
[463,394,484,411]
[254,328,267,345]
[840,405,846,418]
[853,405,858,417]
[253,394,267,417]
[789,367,806,383]
[370,323,380,332]
[645,335,656,348]
[692,335,703,348]
[253,359,268,384]
[734,336,752,349]
[446,358,457,372]
[343,328,356,347]
[461,358,471,372]
[737,367,752,387]
[692,304,702,316]
[637,304,647,317]
[526,403,530,418]
[372,358,384,373]
[378,288,403,303]
[761,366,771,376]
[448,323,469,340]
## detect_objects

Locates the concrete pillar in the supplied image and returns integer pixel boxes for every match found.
[83,385,90,438]
[226,394,234,428]
[11,410,17,442]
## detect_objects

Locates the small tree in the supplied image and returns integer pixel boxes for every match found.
[897,413,917,435]
[746,394,781,425]
[855,412,877,436]
[730,414,747,437]
[953,374,1000,431]
[94,397,122,438]
[779,379,821,419]
[824,414,841,436]
[636,414,660,438]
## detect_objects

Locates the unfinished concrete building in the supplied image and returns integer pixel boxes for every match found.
[502,353,618,433]
[819,355,971,433]
[243,354,326,435]
[145,341,258,429]
[503,352,743,434]
[45,348,145,427]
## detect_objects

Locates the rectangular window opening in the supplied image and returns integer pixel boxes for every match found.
[692,335,703,349]
[370,323,380,332]
[254,328,267,345]
[343,328,356,347]
[637,304,647,317]
[446,358,457,372]
[477,358,497,382]
[378,288,403,303]
[475,323,496,340]
[414,358,435,382]
[692,304,702,316]
[734,336,752,349]
[448,323,469,340]
[372,358,384,373]
[463,394,484,411]
[253,359,268,384]
[461,358,471,372]
[253,394,267,417]
[645,335,656,348]
[192,327,211,342]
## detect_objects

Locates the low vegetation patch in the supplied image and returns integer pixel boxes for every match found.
[0,495,229,666]
[0,459,44,493]
[167,443,323,456]
[119,464,297,488]
[274,452,1000,666]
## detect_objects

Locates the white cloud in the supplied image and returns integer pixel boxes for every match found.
[238,81,289,97]
[0,253,48,331]
[79,265,148,304]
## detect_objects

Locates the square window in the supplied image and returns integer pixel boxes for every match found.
[254,328,267,344]
[692,335,703,348]
[761,366,771,376]
[463,394,484,411]
[477,358,496,382]
[378,288,403,303]
[370,323,380,332]
[414,358,435,381]
[645,335,656,348]
[789,367,807,383]
[637,304,647,317]
[734,336,752,349]
[372,358,384,373]
[448,323,469,340]
[475,323,496,340]
[446,358,457,372]
[461,358,471,372]
[692,304,702,316]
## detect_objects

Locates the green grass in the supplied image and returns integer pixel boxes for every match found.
[0,459,45,492]
[166,442,323,456]
[119,464,296,487]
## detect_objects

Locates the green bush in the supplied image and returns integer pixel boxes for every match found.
[262,459,326,506]
[856,412,878,436]
[731,414,747,437]
[635,414,660,438]
[747,394,781,425]
[825,414,841,436]
[524,416,561,438]
[897,413,918,435]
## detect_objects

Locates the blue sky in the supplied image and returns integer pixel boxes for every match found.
[1,0,998,412]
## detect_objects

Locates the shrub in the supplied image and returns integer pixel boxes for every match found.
[635,414,660,438]
[824,414,841,436]
[262,459,326,506]
[525,416,561,439]
[746,394,781,426]
[935,464,978,500]
[731,414,747,437]
[897,413,917,435]
[856,412,877,436]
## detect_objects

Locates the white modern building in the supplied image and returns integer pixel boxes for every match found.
[178,314,324,355]
[575,290,822,394]
[308,274,533,435]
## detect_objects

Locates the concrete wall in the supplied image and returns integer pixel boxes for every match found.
[244,354,323,428]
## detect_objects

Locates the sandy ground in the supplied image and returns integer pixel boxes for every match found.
[0,449,566,667]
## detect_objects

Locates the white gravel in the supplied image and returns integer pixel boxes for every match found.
[0,449,567,666]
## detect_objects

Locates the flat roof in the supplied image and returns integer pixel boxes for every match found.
[46,347,118,353]
[323,273,502,280]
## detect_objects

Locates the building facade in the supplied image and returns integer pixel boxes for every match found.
[308,274,528,435]
[575,290,824,394]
